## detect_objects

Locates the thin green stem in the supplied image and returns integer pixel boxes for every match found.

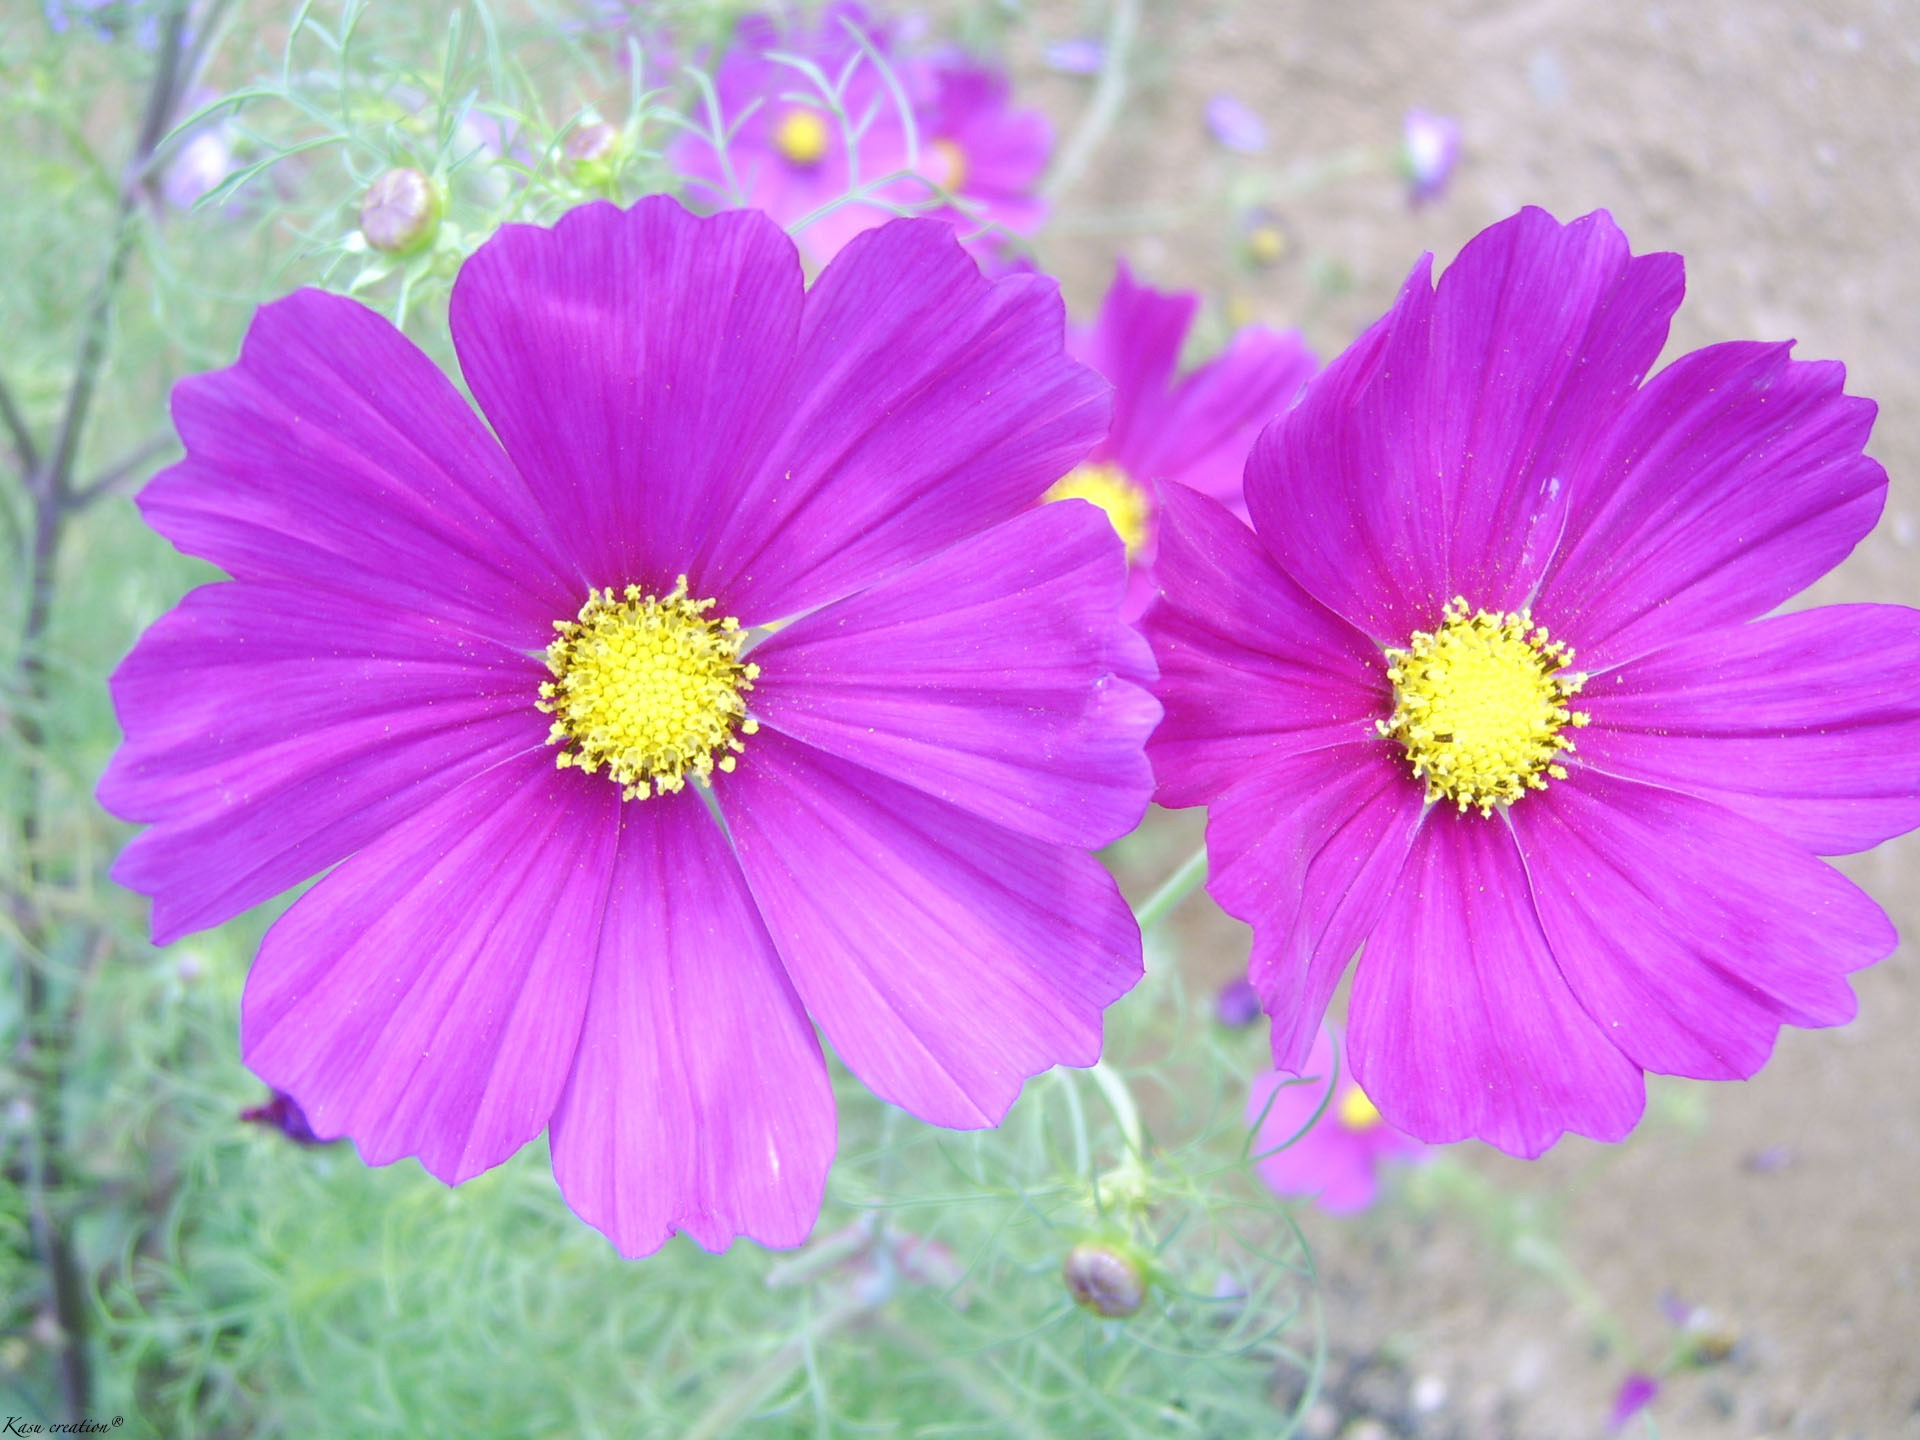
[1132,846,1208,931]
[680,1292,871,1440]
[1042,0,1139,202]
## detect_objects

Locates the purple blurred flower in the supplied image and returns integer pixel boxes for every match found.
[1144,206,1917,1156]
[1608,1373,1659,1431]
[101,196,1156,1257]
[1049,262,1316,616]
[240,1090,329,1146]
[154,89,240,214]
[161,128,235,211]
[1215,977,1262,1027]
[1044,38,1104,75]
[1402,108,1461,205]
[45,0,115,39]
[1205,95,1267,154]
[672,3,1050,266]
[1249,1027,1430,1214]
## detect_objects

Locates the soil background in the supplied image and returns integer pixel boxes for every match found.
[1001,1,1920,1436]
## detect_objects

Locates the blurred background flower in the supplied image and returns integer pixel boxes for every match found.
[1249,1027,1432,1214]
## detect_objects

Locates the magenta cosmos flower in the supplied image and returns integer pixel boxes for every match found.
[1048,262,1316,615]
[100,195,1159,1255]
[1249,1026,1430,1214]
[1146,206,1920,1155]
[673,3,1049,266]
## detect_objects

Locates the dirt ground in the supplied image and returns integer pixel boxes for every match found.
[1012,1,1920,1436]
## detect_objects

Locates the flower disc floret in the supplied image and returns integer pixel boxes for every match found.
[774,108,830,166]
[539,577,759,800]
[1046,462,1151,560]
[1335,1085,1382,1132]
[1379,597,1589,815]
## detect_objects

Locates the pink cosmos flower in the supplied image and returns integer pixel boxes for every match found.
[101,195,1158,1256]
[672,3,1049,266]
[1049,262,1317,616]
[1249,1027,1430,1214]
[1145,206,1920,1156]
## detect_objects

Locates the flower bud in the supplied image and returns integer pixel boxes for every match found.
[1062,1241,1146,1318]
[1401,109,1461,206]
[565,120,619,167]
[241,1089,330,1146]
[359,167,441,255]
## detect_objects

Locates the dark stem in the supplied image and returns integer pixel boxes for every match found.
[7,1,193,1419]
[69,434,176,510]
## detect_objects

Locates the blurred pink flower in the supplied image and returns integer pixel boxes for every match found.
[1608,1372,1659,1431]
[1249,1026,1431,1214]
[1402,108,1461,205]
[672,3,1049,266]
[1054,261,1316,616]
[1205,94,1268,154]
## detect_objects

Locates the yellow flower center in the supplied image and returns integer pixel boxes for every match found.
[538,578,759,801]
[926,137,968,191]
[1044,463,1152,561]
[1378,596,1589,816]
[1336,1084,1383,1132]
[773,108,830,166]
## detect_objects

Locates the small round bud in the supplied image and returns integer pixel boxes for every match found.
[1062,1241,1146,1319]
[565,120,619,166]
[359,167,441,255]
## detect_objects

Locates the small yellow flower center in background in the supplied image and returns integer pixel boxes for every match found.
[1336,1085,1383,1132]
[926,137,968,191]
[1045,463,1152,561]
[1379,596,1589,816]
[1247,224,1288,264]
[773,108,830,166]
[539,578,759,801]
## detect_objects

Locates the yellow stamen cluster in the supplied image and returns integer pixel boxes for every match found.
[1044,462,1152,561]
[1336,1085,1383,1132]
[926,137,968,192]
[539,578,759,801]
[1378,596,1589,816]
[773,108,830,166]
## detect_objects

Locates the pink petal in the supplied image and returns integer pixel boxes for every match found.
[1510,772,1892,1080]
[1536,341,1886,668]
[1071,262,1197,466]
[1208,741,1424,1073]
[142,288,578,649]
[100,581,546,943]
[1131,324,1317,504]
[548,792,834,1257]
[1249,1030,1376,1212]
[708,215,1111,620]
[1248,208,1682,645]
[448,197,803,606]
[721,729,1141,1128]
[748,502,1157,849]
[241,752,619,1184]
[1348,809,1646,1156]
[1143,482,1386,809]
[1577,605,1920,854]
